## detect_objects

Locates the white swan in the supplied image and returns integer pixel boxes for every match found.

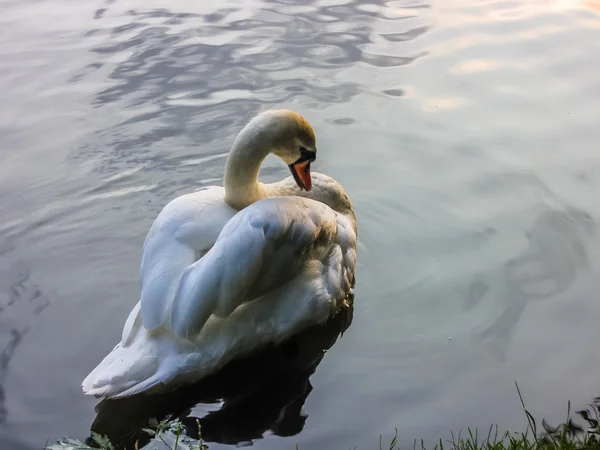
[82,109,357,399]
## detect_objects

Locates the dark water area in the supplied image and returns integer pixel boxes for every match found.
[1,0,600,449]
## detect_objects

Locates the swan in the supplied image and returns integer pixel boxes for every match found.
[82,109,357,399]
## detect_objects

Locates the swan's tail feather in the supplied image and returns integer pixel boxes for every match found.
[81,336,165,398]
[84,374,163,399]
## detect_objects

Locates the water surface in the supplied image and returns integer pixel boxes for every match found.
[1,0,600,449]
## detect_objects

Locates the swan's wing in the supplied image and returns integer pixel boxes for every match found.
[132,186,237,335]
[170,196,345,339]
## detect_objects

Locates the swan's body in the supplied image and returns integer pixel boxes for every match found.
[82,110,357,398]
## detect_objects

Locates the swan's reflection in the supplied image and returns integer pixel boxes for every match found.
[88,297,354,448]
[467,204,594,360]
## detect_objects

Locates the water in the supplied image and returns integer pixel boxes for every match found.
[1,0,599,449]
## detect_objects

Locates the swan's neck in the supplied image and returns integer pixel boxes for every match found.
[223,122,272,210]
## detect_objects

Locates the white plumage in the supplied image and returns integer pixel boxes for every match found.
[82,110,357,398]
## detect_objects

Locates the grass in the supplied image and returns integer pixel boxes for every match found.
[47,417,208,450]
[46,383,600,450]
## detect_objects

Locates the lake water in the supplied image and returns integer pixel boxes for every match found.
[1,0,600,449]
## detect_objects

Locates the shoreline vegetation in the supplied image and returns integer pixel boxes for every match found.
[47,384,600,450]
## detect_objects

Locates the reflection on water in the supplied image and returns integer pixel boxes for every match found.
[504,208,593,299]
[0,239,50,427]
[89,300,353,449]
[75,0,430,202]
[466,175,595,361]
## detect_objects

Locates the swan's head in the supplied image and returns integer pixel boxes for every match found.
[256,109,317,191]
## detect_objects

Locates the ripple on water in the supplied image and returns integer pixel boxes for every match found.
[74,0,429,185]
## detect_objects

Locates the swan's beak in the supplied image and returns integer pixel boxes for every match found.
[289,160,312,191]
[289,148,315,191]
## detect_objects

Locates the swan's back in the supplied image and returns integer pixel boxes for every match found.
[137,186,237,332]
[169,194,356,339]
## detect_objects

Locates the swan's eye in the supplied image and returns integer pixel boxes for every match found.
[298,147,316,163]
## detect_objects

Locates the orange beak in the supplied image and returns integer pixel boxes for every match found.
[289,159,312,191]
